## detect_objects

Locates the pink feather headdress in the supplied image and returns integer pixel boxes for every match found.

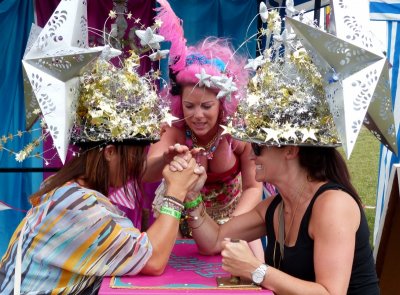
[155,0,187,73]
[155,0,248,123]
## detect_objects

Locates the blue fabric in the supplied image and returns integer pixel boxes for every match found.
[168,0,258,57]
[0,0,42,256]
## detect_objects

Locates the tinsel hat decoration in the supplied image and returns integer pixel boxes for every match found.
[12,0,174,164]
[224,0,397,158]
[226,2,341,148]
[70,52,174,147]
[286,0,397,157]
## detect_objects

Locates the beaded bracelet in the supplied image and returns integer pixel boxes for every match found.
[160,206,182,220]
[164,195,184,207]
[184,194,203,209]
[162,197,184,211]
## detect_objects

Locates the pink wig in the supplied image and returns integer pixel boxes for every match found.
[156,1,248,126]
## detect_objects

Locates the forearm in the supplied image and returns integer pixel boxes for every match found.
[258,266,329,295]
[232,186,262,216]
[142,186,187,274]
[143,155,166,182]
[142,214,180,275]
[189,202,223,254]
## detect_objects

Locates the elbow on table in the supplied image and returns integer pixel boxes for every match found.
[140,259,167,276]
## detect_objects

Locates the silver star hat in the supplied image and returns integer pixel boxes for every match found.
[226,5,341,148]
[225,0,397,158]
[12,0,174,164]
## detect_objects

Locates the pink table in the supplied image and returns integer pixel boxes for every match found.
[99,239,273,294]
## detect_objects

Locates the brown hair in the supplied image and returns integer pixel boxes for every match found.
[30,145,147,206]
[298,146,362,206]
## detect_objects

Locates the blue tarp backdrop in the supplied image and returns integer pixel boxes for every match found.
[0,0,42,256]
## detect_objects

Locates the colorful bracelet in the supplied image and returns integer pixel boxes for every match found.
[162,197,184,211]
[164,195,184,207]
[160,206,182,220]
[184,194,203,209]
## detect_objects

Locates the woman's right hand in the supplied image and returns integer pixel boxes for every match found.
[163,143,190,169]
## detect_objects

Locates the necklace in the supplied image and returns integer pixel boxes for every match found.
[273,181,306,269]
[188,128,222,159]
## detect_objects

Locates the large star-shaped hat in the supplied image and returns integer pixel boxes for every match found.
[285,1,397,157]
[22,0,105,163]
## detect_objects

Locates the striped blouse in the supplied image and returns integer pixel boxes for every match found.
[0,182,152,294]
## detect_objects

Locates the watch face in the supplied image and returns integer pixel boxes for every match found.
[252,265,267,285]
[252,270,264,284]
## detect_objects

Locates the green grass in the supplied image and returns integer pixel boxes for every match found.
[338,127,380,245]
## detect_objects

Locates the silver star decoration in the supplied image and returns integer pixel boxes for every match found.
[300,128,318,143]
[149,49,170,61]
[135,27,164,50]
[162,113,179,127]
[285,0,296,17]
[262,128,280,144]
[259,2,268,23]
[286,13,397,158]
[22,0,106,163]
[244,55,266,71]
[216,77,238,100]
[195,68,212,87]
[220,122,235,136]
[272,29,296,52]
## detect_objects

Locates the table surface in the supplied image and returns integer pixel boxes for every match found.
[99,239,273,294]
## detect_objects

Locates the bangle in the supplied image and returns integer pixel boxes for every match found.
[190,216,206,230]
[164,195,184,207]
[187,203,206,221]
[184,194,203,209]
[162,197,184,211]
[160,206,181,220]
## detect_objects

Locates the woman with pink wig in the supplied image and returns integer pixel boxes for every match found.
[143,0,264,260]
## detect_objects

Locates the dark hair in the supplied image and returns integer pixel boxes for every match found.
[30,145,147,206]
[298,146,362,206]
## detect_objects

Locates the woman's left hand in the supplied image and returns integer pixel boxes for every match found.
[221,239,262,279]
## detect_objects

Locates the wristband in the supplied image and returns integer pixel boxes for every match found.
[184,194,203,209]
[160,206,182,220]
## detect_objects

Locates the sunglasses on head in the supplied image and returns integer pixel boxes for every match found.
[251,142,263,156]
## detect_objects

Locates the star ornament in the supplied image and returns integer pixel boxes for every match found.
[22,0,108,163]
[135,27,165,50]
[162,113,179,127]
[195,68,212,87]
[261,128,280,145]
[149,49,170,61]
[244,56,266,71]
[286,15,397,158]
[220,122,235,136]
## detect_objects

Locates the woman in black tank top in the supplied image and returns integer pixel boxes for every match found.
[188,146,379,294]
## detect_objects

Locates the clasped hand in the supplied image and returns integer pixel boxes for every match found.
[162,148,207,198]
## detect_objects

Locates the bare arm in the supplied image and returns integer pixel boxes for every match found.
[232,141,263,216]
[141,156,201,275]
[231,141,264,260]
[190,198,268,255]
[221,190,361,295]
[143,126,187,182]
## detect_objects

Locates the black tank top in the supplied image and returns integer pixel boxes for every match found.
[264,183,379,295]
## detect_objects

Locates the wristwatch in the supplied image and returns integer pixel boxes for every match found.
[251,263,268,285]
